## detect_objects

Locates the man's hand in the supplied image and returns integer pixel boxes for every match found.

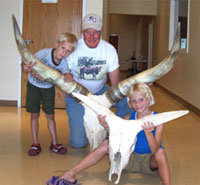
[63,73,74,82]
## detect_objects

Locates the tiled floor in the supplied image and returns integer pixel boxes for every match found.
[0,85,199,185]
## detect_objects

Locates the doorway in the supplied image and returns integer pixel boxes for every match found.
[21,0,82,108]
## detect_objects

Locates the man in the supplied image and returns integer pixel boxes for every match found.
[65,13,132,148]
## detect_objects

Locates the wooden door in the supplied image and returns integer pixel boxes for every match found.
[21,0,82,108]
[109,34,118,53]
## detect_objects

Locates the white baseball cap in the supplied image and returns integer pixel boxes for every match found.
[82,14,102,31]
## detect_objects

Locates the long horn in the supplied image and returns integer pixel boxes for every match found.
[138,110,189,129]
[12,14,89,96]
[72,93,189,126]
[72,93,110,115]
[105,23,181,105]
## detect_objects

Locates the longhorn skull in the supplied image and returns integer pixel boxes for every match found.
[72,92,189,184]
[12,15,180,151]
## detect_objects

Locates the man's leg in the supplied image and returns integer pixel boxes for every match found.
[65,94,88,148]
[115,97,132,118]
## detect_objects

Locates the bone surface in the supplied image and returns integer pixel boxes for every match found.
[72,92,189,184]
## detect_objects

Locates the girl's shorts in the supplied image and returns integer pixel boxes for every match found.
[124,152,157,174]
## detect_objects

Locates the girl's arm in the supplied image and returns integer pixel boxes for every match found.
[97,115,110,133]
[98,113,131,133]
[143,122,164,154]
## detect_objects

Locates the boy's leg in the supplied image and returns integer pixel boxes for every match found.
[150,148,171,185]
[31,113,40,145]
[46,113,58,145]
[26,82,41,145]
[65,94,88,148]
[42,86,67,154]
[60,139,109,182]
[26,82,42,155]
[41,86,57,145]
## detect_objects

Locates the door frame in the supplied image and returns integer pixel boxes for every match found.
[17,0,87,107]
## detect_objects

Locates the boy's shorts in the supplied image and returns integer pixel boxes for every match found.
[26,82,55,114]
[124,152,157,174]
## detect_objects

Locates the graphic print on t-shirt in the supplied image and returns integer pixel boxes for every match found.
[78,57,106,80]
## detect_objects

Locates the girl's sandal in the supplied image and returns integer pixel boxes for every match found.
[46,174,80,185]
[46,169,80,185]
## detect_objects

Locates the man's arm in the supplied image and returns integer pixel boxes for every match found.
[108,68,120,86]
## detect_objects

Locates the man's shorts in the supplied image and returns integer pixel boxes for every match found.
[26,82,55,114]
[124,152,157,174]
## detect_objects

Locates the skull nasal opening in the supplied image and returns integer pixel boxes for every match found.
[114,152,122,164]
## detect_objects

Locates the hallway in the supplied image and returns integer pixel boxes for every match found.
[0,85,199,185]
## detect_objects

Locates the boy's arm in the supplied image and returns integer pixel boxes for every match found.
[143,122,164,154]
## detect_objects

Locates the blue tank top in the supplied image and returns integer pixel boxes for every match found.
[129,111,162,154]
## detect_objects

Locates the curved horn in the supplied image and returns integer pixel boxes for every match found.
[105,23,181,105]
[12,14,89,96]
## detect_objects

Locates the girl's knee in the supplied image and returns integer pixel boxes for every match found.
[99,139,109,154]
[154,148,167,162]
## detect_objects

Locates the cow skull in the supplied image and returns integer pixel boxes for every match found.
[72,92,189,184]
[12,15,180,151]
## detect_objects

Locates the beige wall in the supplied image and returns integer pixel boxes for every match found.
[153,0,200,109]
[109,15,138,70]
[0,0,22,102]
[85,0,103,17]
[110,0,157,15]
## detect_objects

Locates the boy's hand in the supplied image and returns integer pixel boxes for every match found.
[64,73,73,82]
[142,121,155,133]
[98,115,109,132]
[22,61,41,79]
[22,61,36,73]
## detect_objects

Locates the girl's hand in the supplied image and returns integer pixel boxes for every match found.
[98,115,109,132]
[64,73,73,82]
[142,121,155,133]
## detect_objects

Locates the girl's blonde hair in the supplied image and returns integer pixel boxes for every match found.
[57,32,78,50]
[127,82,155,108]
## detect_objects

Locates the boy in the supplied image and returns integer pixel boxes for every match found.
[23,32,77,156]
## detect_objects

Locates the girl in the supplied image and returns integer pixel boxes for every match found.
[47,82,171,185]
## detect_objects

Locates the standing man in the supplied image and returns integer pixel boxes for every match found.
[66,13,132,148]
